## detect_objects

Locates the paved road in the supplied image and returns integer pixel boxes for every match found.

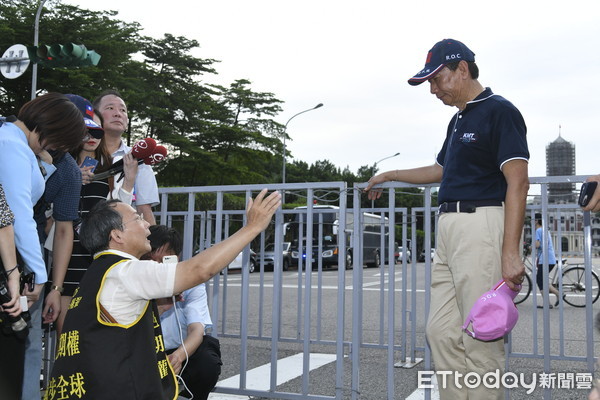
[205,262,599,399]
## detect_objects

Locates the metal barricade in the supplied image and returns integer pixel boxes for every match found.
[154,176,597,400]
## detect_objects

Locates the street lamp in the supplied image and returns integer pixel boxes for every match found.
[31,0,48,100]
[282,103,323,185]
[372,152,400,176]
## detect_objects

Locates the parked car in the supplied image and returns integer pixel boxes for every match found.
[257,242,293,271]
[418,248,436,262]
[225,249,257,273]
[396,246,411,262]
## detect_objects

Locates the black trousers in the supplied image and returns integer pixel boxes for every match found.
[536,263,556,291]
[169,334,222,400]
[0,327,26,400]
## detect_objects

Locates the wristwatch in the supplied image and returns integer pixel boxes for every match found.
[50,284,64,294]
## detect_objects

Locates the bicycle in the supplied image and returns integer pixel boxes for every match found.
[513,256,600,307]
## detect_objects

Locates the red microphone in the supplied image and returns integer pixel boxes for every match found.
[144,145,168,165]
[92,138,160,181]
[131,138,156,159]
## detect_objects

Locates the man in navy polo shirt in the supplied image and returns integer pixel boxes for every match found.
[365,39,529,400]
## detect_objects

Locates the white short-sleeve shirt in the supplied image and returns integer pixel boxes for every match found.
[112,141,159,207]
[98,249,177,325]
[160,284,213,350]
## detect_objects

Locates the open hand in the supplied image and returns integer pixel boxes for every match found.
[246,189,281,232]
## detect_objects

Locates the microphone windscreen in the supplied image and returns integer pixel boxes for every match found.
[131,138,156,159]
[144,145,168,165]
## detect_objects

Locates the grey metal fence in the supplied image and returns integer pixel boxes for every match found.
[155,176,598,400]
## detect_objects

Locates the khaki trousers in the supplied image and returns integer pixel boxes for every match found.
[426,206,505,400]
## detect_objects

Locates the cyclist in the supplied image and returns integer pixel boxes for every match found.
[535,218,560,308]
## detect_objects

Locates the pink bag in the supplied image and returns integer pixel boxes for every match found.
[462,279,520,341]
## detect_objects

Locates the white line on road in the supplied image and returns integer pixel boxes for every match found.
[346,277,403,290]
[221,282,426,293]
[405,377,440,400]
[205,353,338,400]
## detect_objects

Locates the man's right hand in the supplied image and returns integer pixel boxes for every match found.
[364,173,387,200]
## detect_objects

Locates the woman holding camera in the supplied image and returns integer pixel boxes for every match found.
[0,93,86,399]
[0,183,24,399]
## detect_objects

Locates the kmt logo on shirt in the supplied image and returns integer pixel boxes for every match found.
[459,132,478,143]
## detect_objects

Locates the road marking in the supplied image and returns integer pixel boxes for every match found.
[221,282,426,293]
[205,353,338,400]
[405,377,440,400]
[346,277,403,290]
[373,271,404,278]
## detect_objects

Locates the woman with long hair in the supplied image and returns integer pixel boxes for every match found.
[52,96,137,334]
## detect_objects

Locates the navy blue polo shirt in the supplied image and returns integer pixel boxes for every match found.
[436,87,529,203]
[34,152,81,242]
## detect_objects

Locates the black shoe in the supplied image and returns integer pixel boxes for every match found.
[537,304,553,309]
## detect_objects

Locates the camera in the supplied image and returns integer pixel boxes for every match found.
[0,271,29,339]
[579,181,598,207]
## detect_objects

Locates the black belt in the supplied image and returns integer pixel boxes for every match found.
[438,200,503,214]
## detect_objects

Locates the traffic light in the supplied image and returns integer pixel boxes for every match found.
[27,45,51,66]
[26,43,101,68]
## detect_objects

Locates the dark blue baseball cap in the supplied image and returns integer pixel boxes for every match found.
[408,39,475,86]
[65,94,104,139]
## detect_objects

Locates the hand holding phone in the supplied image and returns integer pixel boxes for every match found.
[80,156,99,173]
[578,181,598,207]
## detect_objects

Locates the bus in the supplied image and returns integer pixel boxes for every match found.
[284,205,392,269]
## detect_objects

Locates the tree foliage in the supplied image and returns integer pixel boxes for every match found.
[0,0,427,213]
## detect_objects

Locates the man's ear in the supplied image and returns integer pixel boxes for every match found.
[110,229,125,245]
[458,60,470,79]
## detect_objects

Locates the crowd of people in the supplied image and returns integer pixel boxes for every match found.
[2,39,600,400]
[0,90,275,400]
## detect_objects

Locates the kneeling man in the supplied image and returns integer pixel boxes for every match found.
[45,190,280,400]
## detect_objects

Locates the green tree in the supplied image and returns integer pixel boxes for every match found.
[0,1,288,189]
[0,0,145,109]
[0,0,429,221]
[157,79,284,187]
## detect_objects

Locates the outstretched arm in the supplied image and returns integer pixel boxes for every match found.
[173,189,281,293]
[364,163,443,200]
